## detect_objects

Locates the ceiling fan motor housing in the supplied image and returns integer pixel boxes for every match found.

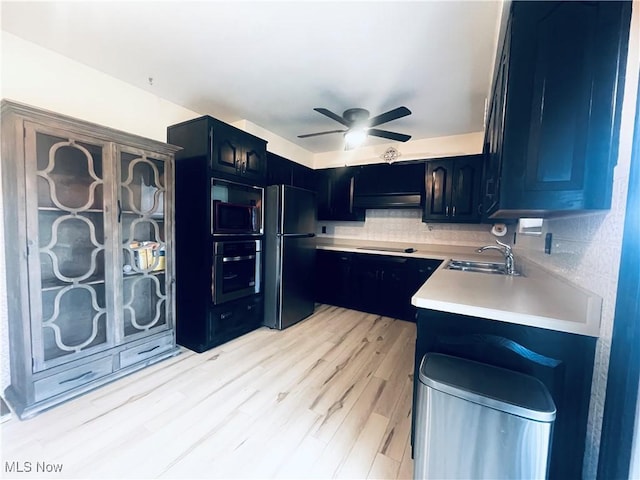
[343,108,370,125]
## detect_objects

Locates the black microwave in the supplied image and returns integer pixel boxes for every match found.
[211,179,263,236]
[212,200,260,235]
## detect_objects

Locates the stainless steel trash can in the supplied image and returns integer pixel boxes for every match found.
[414,353,556,479]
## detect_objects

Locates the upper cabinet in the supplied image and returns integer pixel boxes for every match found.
[316,167,365,221]
[353,162,424,209]
[423,155,483,223]
[167,116,267,186]
[483,1,632,219]
[266,152,316,190]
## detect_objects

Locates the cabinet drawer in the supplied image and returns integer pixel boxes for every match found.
[119,333,174,369]
[34,357,113,402]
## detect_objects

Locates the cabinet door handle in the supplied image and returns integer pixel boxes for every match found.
[59,371,93,385]
[349,176,355,214]
[209,127,214,162]
[138,345,160,355]
[485,178,495,196]
[117,200,122,223]
[452,206,456,217]
[445,205,449,216]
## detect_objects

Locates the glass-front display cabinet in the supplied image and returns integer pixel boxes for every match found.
[1,100,181,419]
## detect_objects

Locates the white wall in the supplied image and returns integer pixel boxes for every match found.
[514,2,640,476]
[313,131,483,169]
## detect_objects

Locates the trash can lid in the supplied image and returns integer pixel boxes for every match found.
[419,353,556,422]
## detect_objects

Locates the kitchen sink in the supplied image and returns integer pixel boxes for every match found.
[446,259,522,276]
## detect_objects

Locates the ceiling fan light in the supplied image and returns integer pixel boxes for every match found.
[344,128,367,149]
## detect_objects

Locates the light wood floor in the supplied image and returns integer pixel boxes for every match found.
[1,305,416,479]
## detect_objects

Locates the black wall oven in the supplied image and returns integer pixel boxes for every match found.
[212,239,261,305]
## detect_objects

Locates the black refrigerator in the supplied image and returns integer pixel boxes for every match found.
[264,185,317,330]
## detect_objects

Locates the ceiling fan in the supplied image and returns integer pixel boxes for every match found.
[298,106,412,148]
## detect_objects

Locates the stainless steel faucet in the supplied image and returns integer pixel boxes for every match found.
[477,240,516,275]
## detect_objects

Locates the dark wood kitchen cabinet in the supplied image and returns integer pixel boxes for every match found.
[1,100,180,419]
[423,155,483,223]
[316,167,365,221]
[167,115,267,186]
[205,295,263,351]
[483,1,632,219]
[266,152,316,190]
[412,309,596,479]
[352,255,410,319]
[315,250,355,308]
[315,249,441,321]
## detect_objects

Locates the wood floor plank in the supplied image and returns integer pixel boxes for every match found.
[309,376,387,478]
[398,433,415,480]
[378,374,414,463]
[337,411,390,479]
[1,305,416,480]
[368,452,401,479]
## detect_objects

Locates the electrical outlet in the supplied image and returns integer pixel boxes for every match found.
[321,226,327,234]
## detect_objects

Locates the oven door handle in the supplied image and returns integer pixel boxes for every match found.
[223,273,239,280]
[222,254,256,262]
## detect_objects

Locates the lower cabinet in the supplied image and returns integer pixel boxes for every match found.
[315,249,441,321]
[412,309,596,480]
[176,294,264,354]
[207,295,263,350]
[353,255,410,319]
[315,250,355,308]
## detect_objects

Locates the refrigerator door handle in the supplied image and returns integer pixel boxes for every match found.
[276,233,316,238]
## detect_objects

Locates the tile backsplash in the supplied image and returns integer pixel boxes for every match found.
[316,208,501,246]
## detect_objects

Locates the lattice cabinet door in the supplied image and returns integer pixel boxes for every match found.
[116,145,174,342]
[23,123,117,372]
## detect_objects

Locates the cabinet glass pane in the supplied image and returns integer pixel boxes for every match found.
[33,131,109,364]
[36,133,104,211]
[41,285,108,361]
[119,151,168,337]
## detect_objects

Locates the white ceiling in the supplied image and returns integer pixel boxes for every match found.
[1,1,502,154]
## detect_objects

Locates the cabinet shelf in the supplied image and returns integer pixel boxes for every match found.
[123,270,165,279]
[38,206,104,214]
[41,275,106,292]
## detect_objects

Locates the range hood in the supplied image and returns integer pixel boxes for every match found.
[354,193,422,209]
[353,162,424,209]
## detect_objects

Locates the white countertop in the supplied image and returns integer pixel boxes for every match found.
[317,238,602,337]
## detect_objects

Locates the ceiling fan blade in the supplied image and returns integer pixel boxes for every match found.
[314,108,350,127]
[297,129,347,138]
[368,106,412,127]
[367,128,412,142]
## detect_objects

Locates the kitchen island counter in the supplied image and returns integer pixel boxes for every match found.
[316,238,601,337]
